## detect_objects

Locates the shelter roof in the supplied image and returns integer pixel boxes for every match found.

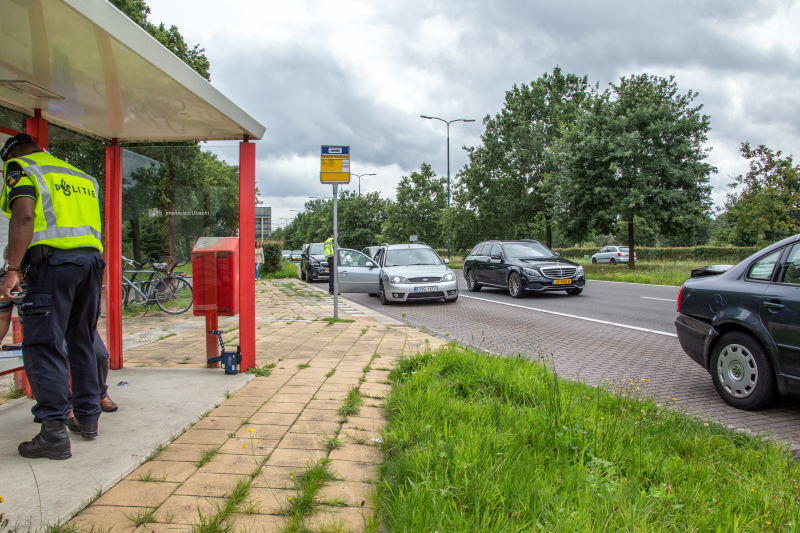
[0,0,265,143]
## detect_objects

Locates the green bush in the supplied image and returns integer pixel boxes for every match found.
[554,246,761,263]
[261,243,282,274]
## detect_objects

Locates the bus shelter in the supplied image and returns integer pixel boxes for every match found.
[0,0,265,378]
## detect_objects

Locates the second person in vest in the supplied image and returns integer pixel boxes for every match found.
[324,230,340,295]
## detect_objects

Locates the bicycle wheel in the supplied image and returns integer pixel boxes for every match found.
[156,277,193,314]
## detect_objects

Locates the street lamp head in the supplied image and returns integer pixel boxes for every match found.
[420,115,433,119]
[463,119,476,122]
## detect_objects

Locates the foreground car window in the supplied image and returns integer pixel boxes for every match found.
[385,248,443,266]
[748,250,781,281]
[502,242,554,259]
[782,244,800,285]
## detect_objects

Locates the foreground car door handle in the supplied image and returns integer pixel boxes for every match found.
[763,301,785,310]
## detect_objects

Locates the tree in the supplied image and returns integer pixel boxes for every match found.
[558,74,715,268]
[109,0,210,79]
[383,163,447,247]
[458,67,591,249]
[724,142,799,244]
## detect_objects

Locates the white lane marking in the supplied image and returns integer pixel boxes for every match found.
[640,297,676,302]
[460,295,677,337]
[587,279,682,289]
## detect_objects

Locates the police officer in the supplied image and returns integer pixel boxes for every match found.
[324,230,339,295]
[0,134,105,460]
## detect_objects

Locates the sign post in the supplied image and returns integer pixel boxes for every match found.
[321,146,350,320]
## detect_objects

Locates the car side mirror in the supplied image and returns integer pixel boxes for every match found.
[367,262,376,268]
[443,258,450,264]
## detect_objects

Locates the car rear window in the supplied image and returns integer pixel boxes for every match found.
[619,247,629,252]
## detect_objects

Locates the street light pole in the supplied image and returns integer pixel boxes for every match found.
[353,173,376,196]
[420,115,475,258]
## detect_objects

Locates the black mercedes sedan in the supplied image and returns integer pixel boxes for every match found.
[463,240,585,297]
[300,243,329,282]
[675,234,800,410]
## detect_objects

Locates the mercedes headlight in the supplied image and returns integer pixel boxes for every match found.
[390,275,409,284]
[523,267,541,277]
[440,272,456,282]
[576,265,584,276]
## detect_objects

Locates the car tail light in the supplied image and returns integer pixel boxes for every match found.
[618,252,623,256]
[677,285,684,313]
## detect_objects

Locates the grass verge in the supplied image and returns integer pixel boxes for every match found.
[380,344,800,532]
[263,261,300,280]
[576,259,695,286]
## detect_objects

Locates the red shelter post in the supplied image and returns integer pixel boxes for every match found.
[105,140,123,369]
[239,138,256,371]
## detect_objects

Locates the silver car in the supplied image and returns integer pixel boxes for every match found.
[334,244,458,304]
[591,246,637,265]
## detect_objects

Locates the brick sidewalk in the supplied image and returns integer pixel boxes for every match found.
[69,280,442,532]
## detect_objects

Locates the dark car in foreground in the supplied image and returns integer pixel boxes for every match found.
[675,234,800,410]
[301,243,329,282]
[463,240,585,297]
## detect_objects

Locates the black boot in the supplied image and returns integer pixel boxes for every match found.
[67,417,98,440]
[19,421,71,460]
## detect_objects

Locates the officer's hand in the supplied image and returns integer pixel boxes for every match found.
[0,271,21,302]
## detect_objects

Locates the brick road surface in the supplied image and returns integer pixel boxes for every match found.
[343,291,800,450]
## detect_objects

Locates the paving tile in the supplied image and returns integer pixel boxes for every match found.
[251,466,299,489]
[208,405,261,418]
[154,495,224,524]
[318,481,375,507]
[192,416,246,431]
[227,513,286,532]
[218,437,279,456]
[202,453,260,475]
[133,524,193,533]
[246,488,295,514]
[297,409,340,422]
[131,461,198,483]
[329,444,383,464]
[328,460,378,483]
[247,411,299,425]
[307,505,371,531]
[280,432,328,450]
[155,443,211,462]
[217,395,266,407]
[69,505,140,533]
[235,424,289,440]
[267,447,326,468]
[288,420,340,434]
[94,479,178,507]
[174,472,242,497]
[173,429,231,446]
[343,416,386,432]
[258,402,307,414]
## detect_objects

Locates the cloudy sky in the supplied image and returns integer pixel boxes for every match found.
[147,0,800,230]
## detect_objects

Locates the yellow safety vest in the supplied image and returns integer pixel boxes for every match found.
[324,237,334,259]
[1,152,103,252]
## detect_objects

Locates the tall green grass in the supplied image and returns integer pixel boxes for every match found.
[262,261,299,280]
[381,345,800,532]
[578,259,695,286]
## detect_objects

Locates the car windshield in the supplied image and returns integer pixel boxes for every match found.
[502,242,554,259]
[385,248,442,267]
[282,250,290,255]
[310,244,324,255]
[292,250,301,254]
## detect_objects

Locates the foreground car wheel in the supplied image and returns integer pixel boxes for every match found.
[379,281,391,305]
[609,258,617,265]
[591,257,598,264]
[466,269,481,292]
[566,288,583,296]
[710,332,776,410]
[508,272,524,298]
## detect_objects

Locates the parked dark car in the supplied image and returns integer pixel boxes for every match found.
[301,243,329,282]
[675,234,800,410]
[463,240,585,297]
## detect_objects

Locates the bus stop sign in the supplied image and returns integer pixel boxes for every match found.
[321,146,350,183]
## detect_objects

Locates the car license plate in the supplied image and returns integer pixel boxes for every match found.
[552,279,572,285]
[414,286,438,292]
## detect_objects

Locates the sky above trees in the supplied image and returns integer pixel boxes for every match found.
[144,0,800,228]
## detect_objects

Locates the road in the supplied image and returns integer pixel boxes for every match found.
[326,271,800,450]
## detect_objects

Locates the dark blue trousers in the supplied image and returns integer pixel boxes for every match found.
[328,257,334,293]
[22,250,105,425]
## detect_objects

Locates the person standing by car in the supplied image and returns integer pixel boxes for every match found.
[0,133,105,460]
[255,241,264,280]
[324,230,335,294]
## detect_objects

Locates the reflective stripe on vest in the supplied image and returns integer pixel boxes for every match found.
[324,238,334,258]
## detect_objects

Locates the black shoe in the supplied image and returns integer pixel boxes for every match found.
[19,421,71,460]
[67,418,98,440]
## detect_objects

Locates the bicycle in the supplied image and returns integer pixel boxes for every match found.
[121,256,193,315]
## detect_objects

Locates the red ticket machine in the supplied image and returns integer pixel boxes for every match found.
[192,237,240,366]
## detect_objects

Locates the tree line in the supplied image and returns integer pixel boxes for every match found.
[280,67,798,265]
